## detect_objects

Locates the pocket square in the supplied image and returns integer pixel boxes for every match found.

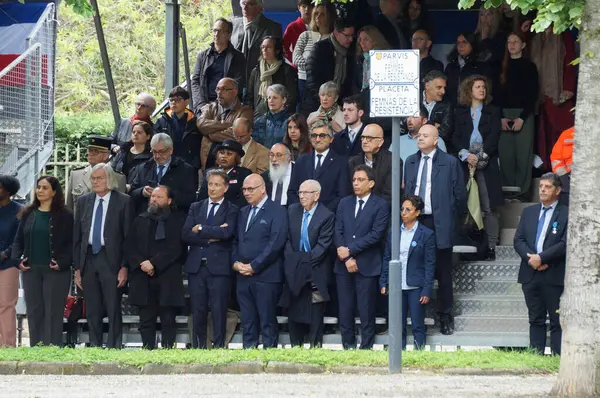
[260,219,268,225]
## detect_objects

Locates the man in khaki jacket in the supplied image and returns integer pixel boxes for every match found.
[197,77,253,171]
[233,117,269,174]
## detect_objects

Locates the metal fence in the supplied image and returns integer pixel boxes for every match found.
[42,143,88,193]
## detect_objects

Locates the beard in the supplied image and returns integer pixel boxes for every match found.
[147,203,168,216]
[269,162,289,182]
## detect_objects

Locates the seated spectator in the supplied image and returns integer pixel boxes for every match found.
[348,124,394,202]
[233,118,269,174]
[111,121,153,189]
[111,93,156,152]
[399,106,447,169]
[402,0,430,40]
[375,0,409,49]
[130,133,198,215]
[331,95,366,158]
[445,32,492,106]
[284,0,314,65]
[454,75,502,261]
[293,1,335,110]
[380,195,436,350]
[154,86,202,171]
[197,78,253,171]
[301,18,356,116]
[198,139,252,209]
[253,84,290,149]
[497,32,539,198]
[411,30,443,85]
[283,113,312,161]
[262,143,294,207]
[550,126,574,206]
[307,81,346,133]
[353,25,391,94]
[475,6,506,94]
[421,70,454,149]
[191,18,246,114]
[246,36,298,117]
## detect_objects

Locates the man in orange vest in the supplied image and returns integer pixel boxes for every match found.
[550,126,574,205]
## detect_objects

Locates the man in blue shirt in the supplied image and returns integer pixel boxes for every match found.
[399,106,447,172]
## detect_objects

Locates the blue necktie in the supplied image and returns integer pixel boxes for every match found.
[157,165,165,182]
[356,199,364,219]
[92,198,104,254]
[534,206,551,251]
[206,202,218,225]
[246,206,258,232]
[418,155,429,202]
[300,211,311,252]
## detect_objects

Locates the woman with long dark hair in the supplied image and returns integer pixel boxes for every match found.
[111,120,153,189]
[11,176,73,346]
[283,113,312,160]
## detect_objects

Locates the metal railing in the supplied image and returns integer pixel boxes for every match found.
[42,143,88,194]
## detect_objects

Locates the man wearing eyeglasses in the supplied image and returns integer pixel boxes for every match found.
[191,18,246,114]
[288,120,351,213]
[233,117,269,174]
[233,173,288,348]
[412,30,444,85]
[262,143,294,207]
[154,86,202,171]
[231,0,283,84]
[130,133,198,215]
[110,93,156,153]
[348,124,394,202]
[67,135,126,211]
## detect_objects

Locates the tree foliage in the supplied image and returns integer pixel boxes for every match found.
[56,0,232,114]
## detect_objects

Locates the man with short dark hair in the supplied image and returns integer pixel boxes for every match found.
[421,70,454,149]
[331,95,366,157]
[514,173,568,355]
[154,86,202,170]
[399,106,447,167]
[412,30,444,84]
[192,18,247,113]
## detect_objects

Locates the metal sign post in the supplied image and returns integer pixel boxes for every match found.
[369,49,420,374]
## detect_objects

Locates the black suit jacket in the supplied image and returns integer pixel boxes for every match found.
[374,13,409,49]
[198,166,253,209]
[348,148,395,202]
[331,124,366,158]
[514,204,568,286]
[261,163,294,205]
[73,190,134,273]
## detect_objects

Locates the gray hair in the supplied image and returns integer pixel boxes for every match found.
[90,163,119,190]
[310,119,334,138]
[318,81,340,98]
[136,92,157,113]
[540,172,562,189]
[267,84,288,100]
[151,133,174,149]
[301,179,322,193]
[206,169,230,185]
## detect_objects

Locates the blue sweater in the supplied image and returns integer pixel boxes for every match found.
[0,201,22,270]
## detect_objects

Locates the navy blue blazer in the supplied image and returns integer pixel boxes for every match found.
[380,223,437,297]
[182,198,239,275]
[331,125,366,158]
[404,149,466,249]
[232,198,288,283]
[334,194,390,277]
[287,150,351,213]
[514,204,568,286]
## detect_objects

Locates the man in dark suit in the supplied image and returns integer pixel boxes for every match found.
[421,71,454,149]
[233,173,288,348]
[334,165,390,349]
[348,124,394,202]
[288,120,351,213]
[73,163,134,348]
[514,173,568,355]
[124,185,186,349]
[412,30,444,86]
[198,139,252,209]
[231,0,282,84]
[280,179,334,347]
[375,0,409,49]
[261,143,294,207]
[130,133,198,215]
[331,95,366,158]
[183,169,239,349]
[404,124,466,335]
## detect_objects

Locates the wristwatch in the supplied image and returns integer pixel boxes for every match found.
[195,224,203,232]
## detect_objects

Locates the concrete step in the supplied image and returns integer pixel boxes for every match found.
[455,261,520,281]
[454,279,522,296]
[454,295,527,316]
[454,315,529,333]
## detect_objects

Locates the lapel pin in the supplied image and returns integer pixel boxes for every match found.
[411,241,417,247]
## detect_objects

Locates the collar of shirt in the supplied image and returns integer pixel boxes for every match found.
[356,193,371,205]
[156,158,172,173]
[95,190,112,205]
[541,201,559,212]
[242,139,252,155]
[254,195,269,211]
[420,148,436,159]
[315,148,330,160]
[304,202,318,218]
[348,123,362,137]
[401,221,419,233]
[364,154,374,167]
[422,91,436,106]
[210,197,225,206]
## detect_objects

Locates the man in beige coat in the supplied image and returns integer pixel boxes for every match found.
[197,78,253,171]
[233,117,269,174]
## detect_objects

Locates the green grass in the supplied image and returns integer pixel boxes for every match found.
[0,347,560,372]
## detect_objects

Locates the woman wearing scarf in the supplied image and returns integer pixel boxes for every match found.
[110,93,156,153]
[246,36,298,118]
[307,81,345,133]
[353,26,391,94]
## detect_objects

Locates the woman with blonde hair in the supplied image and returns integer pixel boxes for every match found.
[354,25,391,93]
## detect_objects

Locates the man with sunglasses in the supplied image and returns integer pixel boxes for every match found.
[288,120,351,213]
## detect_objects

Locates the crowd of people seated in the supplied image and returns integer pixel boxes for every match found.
[0,0,574,354]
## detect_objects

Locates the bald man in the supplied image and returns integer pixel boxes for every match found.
[233,118,269,174]
[348,124,395,202]
[403,124,466,335]
[232,173,288,348]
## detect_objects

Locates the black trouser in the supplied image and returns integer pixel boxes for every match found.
[137,298,177,350]
[522,273,563,355]
[82,246,122,349]
[420,215,454,318]
[336,272,378,350]
[22,268,70,346]
[288,302,325,348]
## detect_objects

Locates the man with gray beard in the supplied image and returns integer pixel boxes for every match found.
[261,143,294,207]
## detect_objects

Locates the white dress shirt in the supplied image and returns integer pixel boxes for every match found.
[400,222,419,290]
[415,149,436,215]
[314,148,330,169]
[355,193,371,217]
[240,139,252,164]
[270,165,292,205]
[88,191,111,246]
[206,197,225,218]
[536,201,558,253]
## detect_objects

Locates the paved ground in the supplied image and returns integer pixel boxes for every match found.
[0,374,555,397]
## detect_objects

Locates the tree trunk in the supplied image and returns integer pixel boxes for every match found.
[551,0,600,396]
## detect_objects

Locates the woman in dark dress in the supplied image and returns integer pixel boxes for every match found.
[111,120,153,190]
[11,176,73,346]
